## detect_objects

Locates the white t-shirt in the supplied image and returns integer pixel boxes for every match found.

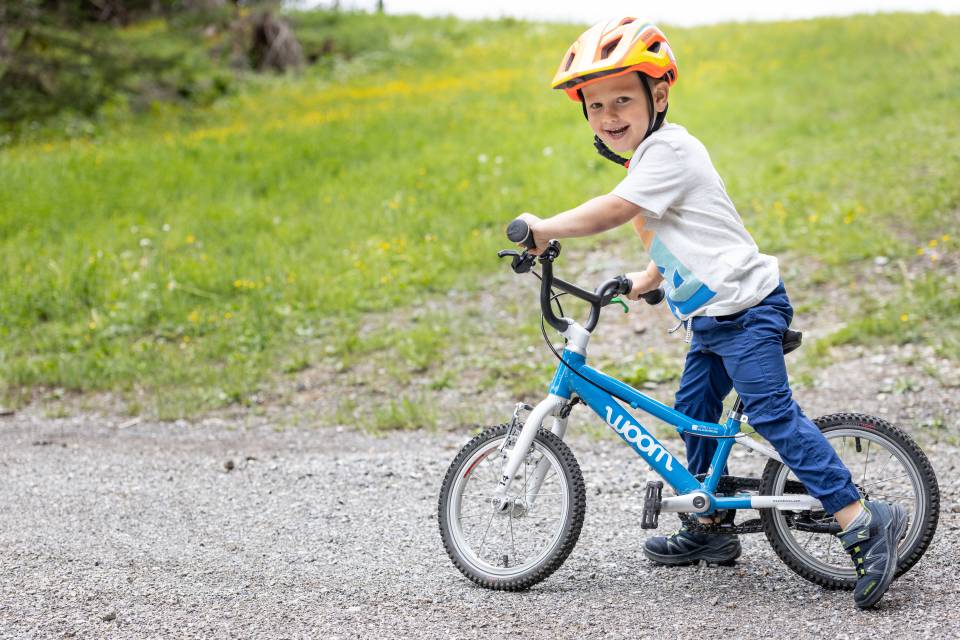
[611,122,780,320]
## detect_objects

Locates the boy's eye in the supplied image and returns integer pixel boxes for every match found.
[616,96,631,104]
[589,103,602,110]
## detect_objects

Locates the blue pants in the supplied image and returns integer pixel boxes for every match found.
[674,283,861,515]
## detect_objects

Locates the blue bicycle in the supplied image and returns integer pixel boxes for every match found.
[438,221,939,591]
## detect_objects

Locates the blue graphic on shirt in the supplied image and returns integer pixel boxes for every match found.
[649,237,717,317]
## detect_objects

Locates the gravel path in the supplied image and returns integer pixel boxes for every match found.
[2,407,958,639]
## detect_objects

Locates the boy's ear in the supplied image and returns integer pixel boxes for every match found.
[652,79,670,113]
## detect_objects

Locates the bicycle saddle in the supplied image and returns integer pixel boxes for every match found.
[782,329,803,355]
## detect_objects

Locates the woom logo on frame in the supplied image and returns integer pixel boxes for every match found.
[604,406,675,471]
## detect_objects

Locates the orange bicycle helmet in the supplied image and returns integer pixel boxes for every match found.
[552,18,679,166]
[552,18,678,99]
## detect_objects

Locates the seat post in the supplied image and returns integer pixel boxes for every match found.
[728,394,745,423]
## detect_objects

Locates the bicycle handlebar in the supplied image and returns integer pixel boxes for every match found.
[502,218,664,333]
[506,219,536,249]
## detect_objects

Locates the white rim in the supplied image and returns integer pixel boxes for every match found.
[447,436,569,579]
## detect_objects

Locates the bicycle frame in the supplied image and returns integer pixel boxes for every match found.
[492,328,824,516]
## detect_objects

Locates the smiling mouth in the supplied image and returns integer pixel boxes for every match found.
[604,125,630,139]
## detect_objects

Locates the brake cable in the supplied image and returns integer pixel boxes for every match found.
[530,269,739,440]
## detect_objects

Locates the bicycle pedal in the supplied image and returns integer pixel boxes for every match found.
[641,480,663,529]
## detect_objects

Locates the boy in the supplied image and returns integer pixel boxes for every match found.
[515,17,906,609]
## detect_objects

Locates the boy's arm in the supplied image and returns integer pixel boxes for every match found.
[517,194,641,252]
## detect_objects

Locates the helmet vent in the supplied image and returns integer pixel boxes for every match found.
[563,51,576,71]
[647,41,661,53]
[600,38,622,60]
[618,17,635,26]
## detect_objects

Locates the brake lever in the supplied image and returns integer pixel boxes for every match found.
[608,296,629,313]
[497,249,536,274]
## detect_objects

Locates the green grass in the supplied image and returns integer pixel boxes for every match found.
[1,11,958,418]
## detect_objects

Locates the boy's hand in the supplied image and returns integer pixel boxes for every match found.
[623,268,663,301]
[514,213,547,254]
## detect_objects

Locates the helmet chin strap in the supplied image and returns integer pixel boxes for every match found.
[578,72,668,168]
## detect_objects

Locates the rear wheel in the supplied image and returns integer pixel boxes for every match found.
[759,413,939,589]
[438,424,586,590]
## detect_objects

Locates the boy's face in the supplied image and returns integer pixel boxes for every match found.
[581,73,668,153]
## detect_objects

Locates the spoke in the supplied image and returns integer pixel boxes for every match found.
[477,506,498,558]
[517,515,561,523]
[860,473,910,488]
[508,504,516,565]
[866,492,916,502]
[496,513,511,566]
[803,531,817,551]
[861,439,871,486]
[870,452,897,488]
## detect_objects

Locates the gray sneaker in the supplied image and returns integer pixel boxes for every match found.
[838,500,908,609]
[643,528,741,566]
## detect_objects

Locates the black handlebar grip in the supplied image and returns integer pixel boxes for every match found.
[620,277,634,296]
[506,219,535,249]
[642,288,665,306]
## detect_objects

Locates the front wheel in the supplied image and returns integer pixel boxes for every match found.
[759,413,940,589]
[438,424,586,590]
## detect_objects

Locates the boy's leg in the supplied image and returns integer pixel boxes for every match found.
[673,345,733,476]
[642,340,740,566]
[712,286,906,607]
[712,302,861,514]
